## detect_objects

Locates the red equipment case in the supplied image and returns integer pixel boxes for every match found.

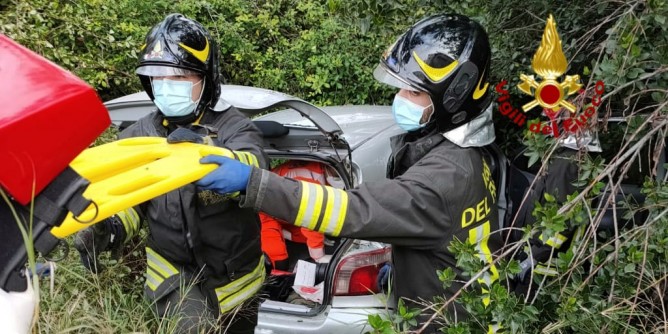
[0,35,110,204]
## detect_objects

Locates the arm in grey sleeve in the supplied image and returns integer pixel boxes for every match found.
[216,109,269,169]
[241,159,463,249]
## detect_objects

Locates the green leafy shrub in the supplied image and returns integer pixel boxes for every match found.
[2,0,667,333]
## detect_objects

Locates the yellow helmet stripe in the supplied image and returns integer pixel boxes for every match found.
[179,40,210,63]
[472,68,489,100]
[413,51,458,82]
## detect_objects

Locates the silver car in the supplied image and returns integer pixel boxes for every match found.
[105,85,404,334]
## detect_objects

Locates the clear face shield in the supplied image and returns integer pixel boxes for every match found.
[136,66,201,77]
[372,63,420,92]
[138,66,206,117]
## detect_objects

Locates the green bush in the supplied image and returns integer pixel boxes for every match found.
[0,0,397,104]
[2,0,667,333]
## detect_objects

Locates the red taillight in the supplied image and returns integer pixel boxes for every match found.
[333,247,391,296]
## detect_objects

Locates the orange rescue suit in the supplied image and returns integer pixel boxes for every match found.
[260,161,327,267]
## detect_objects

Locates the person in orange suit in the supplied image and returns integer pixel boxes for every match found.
[261,161,329,271]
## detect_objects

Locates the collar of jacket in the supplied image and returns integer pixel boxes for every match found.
[386,130,445,179]
[442,105,495,148]
[155,107,222,135]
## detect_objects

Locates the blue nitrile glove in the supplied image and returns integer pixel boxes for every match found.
[197,155,251,194]
[377,263,392,292]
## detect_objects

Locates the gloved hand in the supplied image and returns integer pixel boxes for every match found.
[166,127,214,145]
[197,155,251,194]
[0,274,36,334]
[377,263,392,292]
[74,215,125,273]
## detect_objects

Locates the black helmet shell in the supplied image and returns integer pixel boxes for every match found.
[137,13,221,124]
[374,14,492,132]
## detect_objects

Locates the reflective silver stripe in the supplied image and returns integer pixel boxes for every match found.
[488,323,501,333]
[117,208,140,239]
[240,153,249,165]
[235,151,248,165]
[534,265,558,276]
[472,225,487,263]
[322,188,347,236]
[469,223,498,286]
[294,182,320,228]
[235,151,259,167]
[146,247,178,279]
[215,258,265,313]
[539,232,567,248]
[215,258,265,299]
[146,267,162,291]
[218,275,264,313]
[248,153,259,167]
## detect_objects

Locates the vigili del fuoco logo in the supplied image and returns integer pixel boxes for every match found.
[496,15,605,136]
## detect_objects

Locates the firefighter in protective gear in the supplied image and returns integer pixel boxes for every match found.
[197,14,503,332]
[260,161,329,271]
[74,14,268,334]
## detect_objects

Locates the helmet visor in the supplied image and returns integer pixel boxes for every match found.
[373,64,419,92]
[136,65,200,77]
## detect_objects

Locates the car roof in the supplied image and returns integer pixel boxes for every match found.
[255,106,397,151]
[105,85,400,151]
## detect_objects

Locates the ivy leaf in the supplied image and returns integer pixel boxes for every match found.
[368,314,382,328]
[624,263,635,273]
[544,192,556,203]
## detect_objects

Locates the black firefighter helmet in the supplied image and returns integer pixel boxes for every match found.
[136,13,221,124]
[374,14,492,133]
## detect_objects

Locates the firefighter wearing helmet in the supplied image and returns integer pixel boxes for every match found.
[74,14,268,333]
[194,14,503,331]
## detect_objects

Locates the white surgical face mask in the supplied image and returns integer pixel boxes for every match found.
[152,79,202,117]
[392,95,431,131]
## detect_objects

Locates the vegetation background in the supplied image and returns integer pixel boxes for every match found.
[1,0,667,332]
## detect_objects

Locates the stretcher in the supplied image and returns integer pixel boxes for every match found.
[50,138,233,238]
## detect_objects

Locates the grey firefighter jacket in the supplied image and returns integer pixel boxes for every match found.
[241,130,503,321]
[119,106,269,314]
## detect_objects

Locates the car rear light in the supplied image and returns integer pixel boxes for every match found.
[332,247,391,296]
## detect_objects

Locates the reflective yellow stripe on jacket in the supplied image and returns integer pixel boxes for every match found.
[145,247,179,291]
[215,257,265,313]
[539,232,568,249]
[233,151,259,167]
[116,208,141,240]
[469,222,499,307]
[294,181,348,237]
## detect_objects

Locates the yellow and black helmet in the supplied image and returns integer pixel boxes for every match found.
[374,14,492,132]
[136,13,221,124]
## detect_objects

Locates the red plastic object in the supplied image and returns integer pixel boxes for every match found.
[0,35,111,204]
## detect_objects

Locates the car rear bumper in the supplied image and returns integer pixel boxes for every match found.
[256,304,392,334]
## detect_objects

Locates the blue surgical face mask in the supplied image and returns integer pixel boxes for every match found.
[392,95,431,131]
[152,79,202,117]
